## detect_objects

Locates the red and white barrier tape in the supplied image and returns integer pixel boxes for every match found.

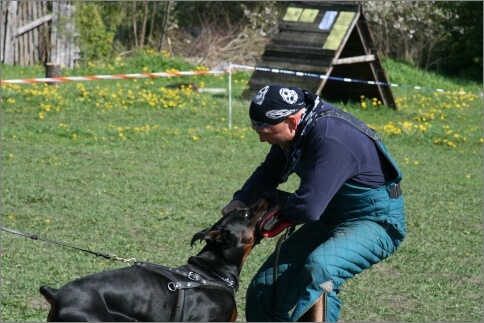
[1,70,228,85]
[2,63,480,97]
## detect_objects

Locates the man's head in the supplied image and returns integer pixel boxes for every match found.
[249,85,306,150]
[249,85,306,128]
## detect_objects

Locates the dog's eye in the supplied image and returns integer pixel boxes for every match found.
[245,212,248,218]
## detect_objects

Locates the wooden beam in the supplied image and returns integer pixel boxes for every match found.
[17,13,52,36]
[4,0,18,64]
[316,8,361,95]
[332,54,375,65]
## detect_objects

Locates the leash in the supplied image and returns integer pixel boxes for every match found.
[0,226,136,265]
[271,225,296,321]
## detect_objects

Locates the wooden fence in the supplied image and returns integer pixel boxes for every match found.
[0,1,79,68]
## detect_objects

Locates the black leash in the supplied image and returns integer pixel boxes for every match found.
[271,225,296,321]
[0,226,136,264]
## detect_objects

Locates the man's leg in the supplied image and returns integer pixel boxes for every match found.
[246,220,399,322]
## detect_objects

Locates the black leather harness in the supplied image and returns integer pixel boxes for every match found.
[135,261,235,322]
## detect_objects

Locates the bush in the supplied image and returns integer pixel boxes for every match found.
[76,2,115,64]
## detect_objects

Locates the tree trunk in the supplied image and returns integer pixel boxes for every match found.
[132,1,138,48]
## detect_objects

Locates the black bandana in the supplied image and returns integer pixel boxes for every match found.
[249,85,306,128]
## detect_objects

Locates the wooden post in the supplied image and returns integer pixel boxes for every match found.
[45,62,61,86]
[4,1,18,65]
[0,1,5,62]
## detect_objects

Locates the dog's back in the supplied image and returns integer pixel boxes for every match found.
[40,197,273,322]
[41,265,236,322]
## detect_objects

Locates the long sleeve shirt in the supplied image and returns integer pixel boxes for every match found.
[233,103,398,224]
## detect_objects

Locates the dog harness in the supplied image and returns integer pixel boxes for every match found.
[135,261,236,321]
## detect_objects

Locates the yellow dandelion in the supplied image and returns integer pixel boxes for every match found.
[443,139,456,148]
[402,121,413,131]
[418,124,428,132]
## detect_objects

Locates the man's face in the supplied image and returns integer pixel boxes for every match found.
[252,119,295,150]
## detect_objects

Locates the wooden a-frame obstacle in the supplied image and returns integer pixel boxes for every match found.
[243,1,397,108]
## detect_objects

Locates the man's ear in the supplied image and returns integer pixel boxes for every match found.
[286,114,300,131]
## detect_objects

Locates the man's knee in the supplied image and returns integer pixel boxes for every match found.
[245,279,273,321]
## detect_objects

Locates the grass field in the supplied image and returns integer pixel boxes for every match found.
[1,52,483,322]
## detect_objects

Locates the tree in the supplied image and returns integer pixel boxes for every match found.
[362,1,482,81]
[434,1,483,81]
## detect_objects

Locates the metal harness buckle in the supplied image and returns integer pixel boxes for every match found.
[187,271,201,281]
[388,183,402,199]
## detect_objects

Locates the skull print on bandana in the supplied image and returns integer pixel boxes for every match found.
[253,86,270,106]
[249,85,306,128]
[279,88,299,105]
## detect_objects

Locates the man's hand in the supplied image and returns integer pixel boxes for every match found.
[221,200,246,216]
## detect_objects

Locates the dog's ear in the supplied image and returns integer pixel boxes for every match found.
[191,228,210,246]
[191,229,234,247]
[191,228,235,247]
[251,197,270,218]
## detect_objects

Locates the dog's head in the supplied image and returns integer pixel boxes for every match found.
[191,197,271,268]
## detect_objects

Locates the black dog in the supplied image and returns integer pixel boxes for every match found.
[40,197,277,322]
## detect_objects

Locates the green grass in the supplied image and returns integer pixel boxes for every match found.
[1,52,482,322]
